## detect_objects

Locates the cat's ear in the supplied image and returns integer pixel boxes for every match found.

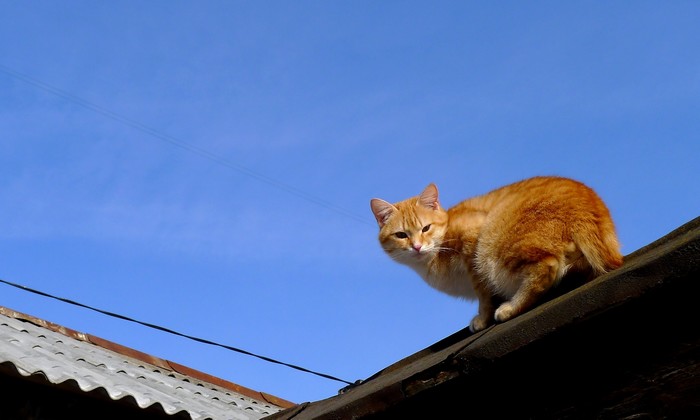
[370,198,396,227]
[418,183,440,210]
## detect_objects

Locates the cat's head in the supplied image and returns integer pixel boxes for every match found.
[370,184,448,265]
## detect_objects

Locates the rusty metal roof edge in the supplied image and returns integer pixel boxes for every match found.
[87,333,173,371]
[0,306,90,342]
[166,359,294,408]
[266,215,700,419]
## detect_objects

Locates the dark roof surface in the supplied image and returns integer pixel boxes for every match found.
[0,305,294,420]
[270,216,700,419]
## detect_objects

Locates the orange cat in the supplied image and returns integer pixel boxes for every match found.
[370,176,623,332]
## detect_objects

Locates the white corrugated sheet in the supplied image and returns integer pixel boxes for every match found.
[0,312,284,420]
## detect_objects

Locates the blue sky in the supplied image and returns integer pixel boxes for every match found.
[1,2,698,404]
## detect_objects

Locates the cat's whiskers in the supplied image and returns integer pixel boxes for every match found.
[433,246,457,253]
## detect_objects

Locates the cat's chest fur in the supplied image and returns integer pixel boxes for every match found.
[419,209,521,299]
[418,251,477,298]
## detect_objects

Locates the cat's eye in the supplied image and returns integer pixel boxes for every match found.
[422,224,431,233]
[394,232,408,239]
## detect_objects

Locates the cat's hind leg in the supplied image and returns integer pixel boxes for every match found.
[494,256,559,323]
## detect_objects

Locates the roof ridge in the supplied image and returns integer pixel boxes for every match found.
[0,305,295,408]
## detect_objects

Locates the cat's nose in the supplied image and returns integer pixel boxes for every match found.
[412,243,422,251]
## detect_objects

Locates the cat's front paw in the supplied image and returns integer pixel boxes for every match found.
[469,314,491,332]
[494,302,518,323]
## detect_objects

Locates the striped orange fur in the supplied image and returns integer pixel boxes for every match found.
[370,176,622,332]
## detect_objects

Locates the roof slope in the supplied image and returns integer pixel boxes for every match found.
[269,216,700,419]
[0,306,294,420]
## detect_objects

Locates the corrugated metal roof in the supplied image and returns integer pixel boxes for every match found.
[0,306,294,420]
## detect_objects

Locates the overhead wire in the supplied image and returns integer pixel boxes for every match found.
[0,277,355,386]
[0,64,374,227]
[0,63,369,387]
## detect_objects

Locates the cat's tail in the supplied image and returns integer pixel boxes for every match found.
[573,219,624,277]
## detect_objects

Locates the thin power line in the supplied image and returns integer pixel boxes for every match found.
[0,277,355,386]
[0,64,373,227]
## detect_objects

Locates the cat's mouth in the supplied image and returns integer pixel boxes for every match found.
[391,247,433,263]
[409,248,432,260]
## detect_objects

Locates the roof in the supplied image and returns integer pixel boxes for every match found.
[269,215,700,419]
[0,306,294,420]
